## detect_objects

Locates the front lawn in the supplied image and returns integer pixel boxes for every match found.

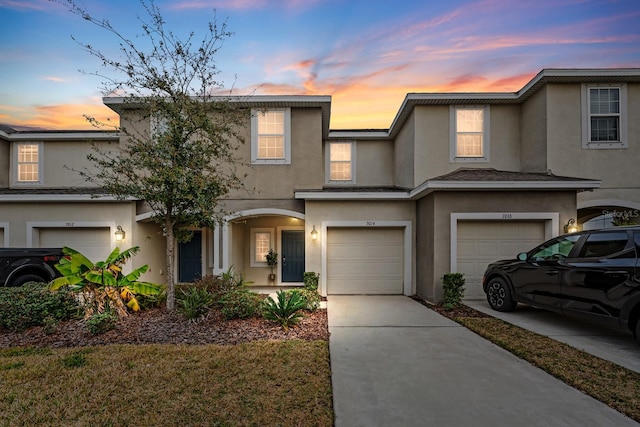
[0,341,333,427]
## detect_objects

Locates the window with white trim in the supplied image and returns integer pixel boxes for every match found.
[328,142,355,183]
[150,113,169,138]
[450,106,490,162]
[250,228,273,267]
[582,84,627,149]
[14,142,43,184]
[251,108,291,164]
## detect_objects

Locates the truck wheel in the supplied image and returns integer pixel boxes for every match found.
[636,320,640,347]
[11,274,47,287]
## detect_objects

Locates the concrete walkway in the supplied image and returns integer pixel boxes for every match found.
[328,295,638,427]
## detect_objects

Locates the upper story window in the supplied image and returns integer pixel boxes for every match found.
[582,84,627,149]
[14,142,43,185]
[450,106,490,162]
[327,142,355,183]
[251,108,291,164]
[150,113,169,138]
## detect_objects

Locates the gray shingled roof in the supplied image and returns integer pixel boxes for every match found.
[430,168,597,182]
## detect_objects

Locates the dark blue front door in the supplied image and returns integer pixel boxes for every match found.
[179,231,202,282]
[282,230,304,282]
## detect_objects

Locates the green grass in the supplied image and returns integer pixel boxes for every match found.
[454,315,640,423]
[0,341,333,427]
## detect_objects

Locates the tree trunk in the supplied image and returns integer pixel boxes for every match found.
[165,220,176,311]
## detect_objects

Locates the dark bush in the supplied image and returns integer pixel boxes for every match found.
[86,311,118,335]
[0,282,81,332]
[176,286,213,320]
[290,288,321,311]
[442,273,466,311]
[219,288,264,320]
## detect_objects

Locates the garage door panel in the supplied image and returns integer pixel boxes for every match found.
[39,228,111,262]
[327,227,404,295]
[458,221,545,300]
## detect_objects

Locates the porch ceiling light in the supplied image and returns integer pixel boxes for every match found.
[564,219,578,234]
[115,225,126,241]
[310,225,318,241]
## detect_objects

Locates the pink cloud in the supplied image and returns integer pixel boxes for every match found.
[1,103,118,130]
[43,76,66,83]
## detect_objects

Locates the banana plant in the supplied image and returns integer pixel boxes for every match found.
[50,246,162,317]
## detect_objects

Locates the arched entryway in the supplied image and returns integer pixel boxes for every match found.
[578,200,640,230]
[216,208,306,286]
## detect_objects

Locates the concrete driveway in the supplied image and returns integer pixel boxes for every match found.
[466,299,640,374]
[328,295,638,427]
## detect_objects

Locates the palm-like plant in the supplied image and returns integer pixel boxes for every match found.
[263,290,307,330]
[50,246,161,318]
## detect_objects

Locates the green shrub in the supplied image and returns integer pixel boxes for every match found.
[442,273,466,311]
[176,286,213,320]
[136,285,167,310]
[86,311,118,335]
[219,288,264,320]
[192,267,253,306]
[0,282,81,332]
[303,272,320,291]
[263,290,307,330]
[291,288,321,311]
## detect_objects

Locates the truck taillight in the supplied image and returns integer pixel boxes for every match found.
[43,255,59,262]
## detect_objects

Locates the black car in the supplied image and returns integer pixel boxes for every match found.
[482,226,640,342]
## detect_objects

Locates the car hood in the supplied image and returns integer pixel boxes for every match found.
[486,258,522,270]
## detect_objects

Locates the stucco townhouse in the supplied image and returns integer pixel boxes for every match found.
[1,68,639,302]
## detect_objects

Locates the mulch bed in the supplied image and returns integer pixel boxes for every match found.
[410,295,490,319]
[0,308,329,349]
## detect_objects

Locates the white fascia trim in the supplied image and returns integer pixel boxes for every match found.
[410,180,601,199]
[7,132,118,141]
[296,179,601,201]
[135,211,155,222]
[104,95,331,106]
[320,220,413,297]
[449,212,560,274]
[423,180,602,190]
[295,191,409,200]
[0,194,132,202]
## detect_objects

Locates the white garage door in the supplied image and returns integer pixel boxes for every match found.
[39,228,112,263]
[327,227,404,294]
[457,221,546,300]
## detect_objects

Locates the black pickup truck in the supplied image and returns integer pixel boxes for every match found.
[0,248,64,287]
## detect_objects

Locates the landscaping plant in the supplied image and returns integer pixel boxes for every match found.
[303,271,320,290]
[291,288,321,311]
[50,246,162,318]
[86,311,118,335]
[442,272,466,310]
[263,290,307,329]
[176,286,214,321]
[0,282,81,332]
[219,288,264,320]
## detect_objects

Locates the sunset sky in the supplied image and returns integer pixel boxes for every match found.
[1,0,639,130]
